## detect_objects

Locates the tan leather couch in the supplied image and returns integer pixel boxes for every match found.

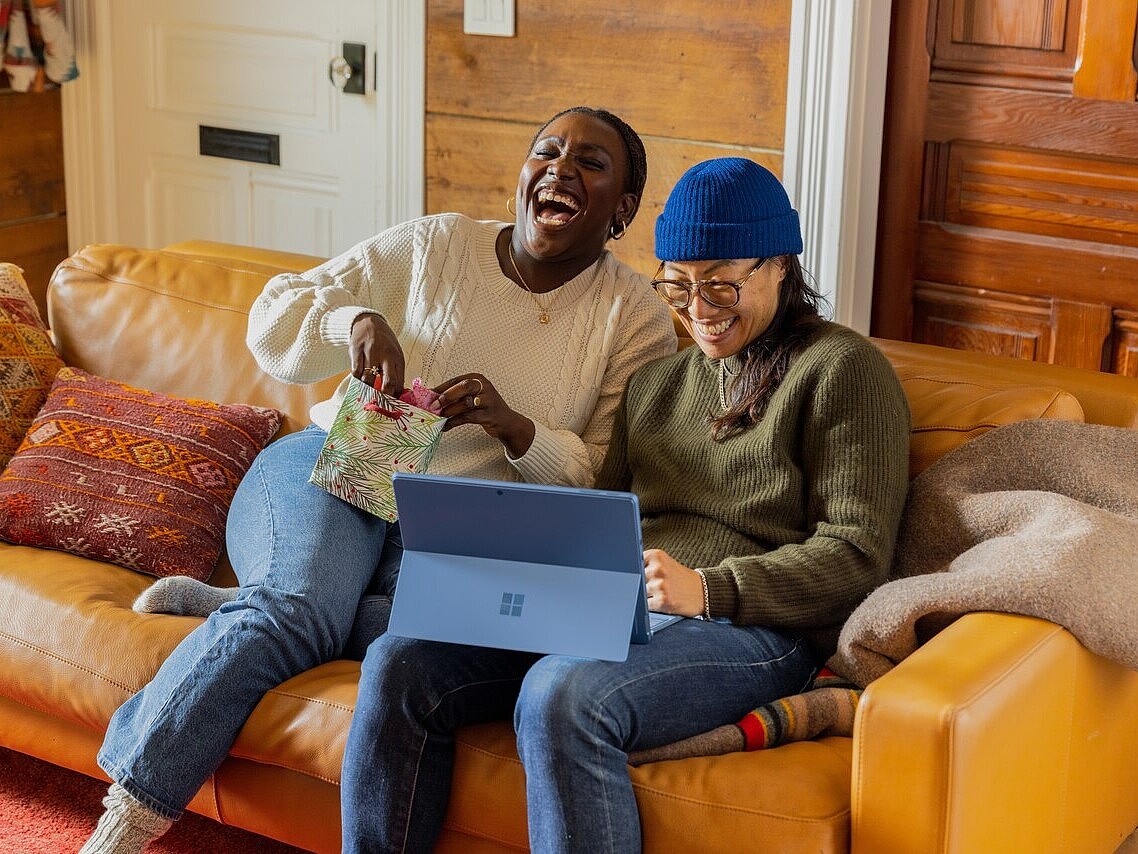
[2,241,1137,853]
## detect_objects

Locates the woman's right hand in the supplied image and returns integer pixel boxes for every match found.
[350,312,405,396]
[644,549,707,618]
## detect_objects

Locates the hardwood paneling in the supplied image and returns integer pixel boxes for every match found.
[941,142,1138,247]
[424,0,793,277]
[914,280,1052,360]
[948,0,1067,49]
[1073,0,1138,100]
[1113,311,1138,377]
[916,223,1138,307]
[0,88,67,321]
[0,216,69,320]
[914,280,1112,369]
[924,84,1138,158]
[426,114,782,277]
[930,0,1081,91]
[1049,298,1111,368]
[0,89,66,221]
[873,0,1138,375]
[870,0,931,341]
[425,0,791,150]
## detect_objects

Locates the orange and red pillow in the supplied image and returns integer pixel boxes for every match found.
[0,366,282,580]
[0,263,64,470]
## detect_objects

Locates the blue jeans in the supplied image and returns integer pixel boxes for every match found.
[342,635,539,853]
[97,425,399,819]
[516,620,812,853]
[341,620,811,853]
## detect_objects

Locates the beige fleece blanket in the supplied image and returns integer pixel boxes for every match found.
[830,417,1138,687]
[629,419,1138,765]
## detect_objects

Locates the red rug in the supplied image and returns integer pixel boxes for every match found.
[0,747,309,853]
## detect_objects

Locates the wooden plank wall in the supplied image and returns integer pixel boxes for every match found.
[0,88,68,320]
[424,0,793,277]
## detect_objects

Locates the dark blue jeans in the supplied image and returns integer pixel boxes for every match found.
[341,635,538,853]
[341,619,812,853]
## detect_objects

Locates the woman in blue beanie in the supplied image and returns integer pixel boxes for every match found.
[510,157,911,850]
[342,157,911,853]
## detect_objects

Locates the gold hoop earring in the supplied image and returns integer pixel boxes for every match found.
[610,220,627,240]
[506,196,517,216]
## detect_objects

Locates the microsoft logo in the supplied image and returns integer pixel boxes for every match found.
[500,592,525,617]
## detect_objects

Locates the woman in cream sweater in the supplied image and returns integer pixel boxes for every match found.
[81,106,676,854]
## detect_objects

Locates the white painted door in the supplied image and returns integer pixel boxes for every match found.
[107,0,382,257]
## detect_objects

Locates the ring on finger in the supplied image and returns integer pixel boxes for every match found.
[469,378,484,395]
[473,395,482,407]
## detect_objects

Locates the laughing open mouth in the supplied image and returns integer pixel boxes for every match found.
[695,317,736,337]
[534,186,581,225]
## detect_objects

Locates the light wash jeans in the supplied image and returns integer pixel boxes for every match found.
[341,618,811,853]
[97,425,400,819]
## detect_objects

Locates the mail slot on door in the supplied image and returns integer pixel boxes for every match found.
[199,125,281,166]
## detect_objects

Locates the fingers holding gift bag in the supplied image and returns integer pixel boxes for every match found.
[309,375,446,521]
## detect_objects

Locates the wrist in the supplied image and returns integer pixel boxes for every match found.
[693,568,711,619]
[501,414,536,459]
[351,310,385,330]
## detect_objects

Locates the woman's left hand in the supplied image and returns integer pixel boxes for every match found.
[434,374,537,459]
[643,548,707,618]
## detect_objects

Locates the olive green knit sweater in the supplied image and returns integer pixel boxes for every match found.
[597,322,911,659]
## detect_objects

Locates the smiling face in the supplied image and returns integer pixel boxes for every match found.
[664,257,787,360]
[513,111,638,265]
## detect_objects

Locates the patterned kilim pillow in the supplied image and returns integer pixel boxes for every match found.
[0,263,64,470]
[0,366,282,580]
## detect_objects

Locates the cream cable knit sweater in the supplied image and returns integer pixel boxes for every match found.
[246,213,677,487]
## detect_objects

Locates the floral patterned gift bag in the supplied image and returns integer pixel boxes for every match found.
[309,375,446,520]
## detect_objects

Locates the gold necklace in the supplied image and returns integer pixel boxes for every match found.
[718,359,734,411]
[507,242,554,324]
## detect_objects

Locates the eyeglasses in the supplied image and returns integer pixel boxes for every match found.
[650,259,768,309]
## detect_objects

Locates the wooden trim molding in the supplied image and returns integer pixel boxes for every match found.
[784,0,893,334]
[60,0,118,250]
[1073,0,1138,101]
[374,1,425,228]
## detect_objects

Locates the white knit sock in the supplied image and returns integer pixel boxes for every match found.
[132,576,238,617]
[79,783,173,854]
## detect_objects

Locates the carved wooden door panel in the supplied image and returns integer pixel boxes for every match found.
[871,0,1138,374]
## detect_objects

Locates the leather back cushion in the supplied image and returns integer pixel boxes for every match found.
[897,369,1084,477]
[48,244,341,436]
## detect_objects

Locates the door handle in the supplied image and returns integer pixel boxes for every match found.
[329,42,366,94]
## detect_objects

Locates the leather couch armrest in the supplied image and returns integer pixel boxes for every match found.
[851,611,1138,854]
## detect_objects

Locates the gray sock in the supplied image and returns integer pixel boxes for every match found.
[132,576,239,617]
[79,783,173,854]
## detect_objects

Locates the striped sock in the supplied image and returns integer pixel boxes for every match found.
[735,667,862,750]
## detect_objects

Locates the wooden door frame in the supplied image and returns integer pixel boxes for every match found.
[867,0,927,341]
[59,0,425,251]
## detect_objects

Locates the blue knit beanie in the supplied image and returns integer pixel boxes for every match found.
[655,158,803,261]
